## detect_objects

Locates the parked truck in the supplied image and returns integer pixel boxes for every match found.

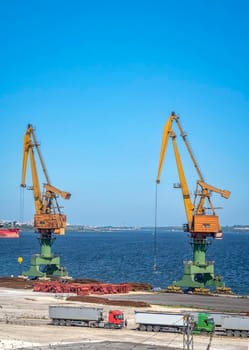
[135,309,249,337]
[134,311,214,334]
[49,305,126,329]
[192,311,249,337]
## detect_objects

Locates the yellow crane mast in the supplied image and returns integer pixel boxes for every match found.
[20,124,71,278]
[156,112,231,294]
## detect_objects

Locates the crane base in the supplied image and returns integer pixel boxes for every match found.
[172,260,225,290]
[170,237,232,294]
[22,254,68,278]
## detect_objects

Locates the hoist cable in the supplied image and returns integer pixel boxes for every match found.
[18,187,25,273]
[153,183,158,271]
[19,187,24,224]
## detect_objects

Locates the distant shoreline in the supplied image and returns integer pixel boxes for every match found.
[17,225,249,233]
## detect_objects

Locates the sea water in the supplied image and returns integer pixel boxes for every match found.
[0,230,248,295]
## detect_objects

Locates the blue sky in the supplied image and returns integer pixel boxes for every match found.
[0,0,248,226]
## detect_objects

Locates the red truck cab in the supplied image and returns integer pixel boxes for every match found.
[108,310,126,328]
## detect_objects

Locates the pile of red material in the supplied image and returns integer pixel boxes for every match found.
[0,277,152,294]
[125,282,152,291]
[73,280,152,292]
[33,281,132,295]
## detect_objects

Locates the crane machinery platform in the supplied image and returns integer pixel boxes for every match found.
[20,124,71,278]
[156,112,231,294]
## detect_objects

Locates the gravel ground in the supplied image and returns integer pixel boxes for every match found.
[0,287,248,350]
[20,341,181,350]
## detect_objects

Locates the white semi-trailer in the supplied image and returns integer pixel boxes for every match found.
[190,311,249,337]
[207,312,249,337]
[134,311,214,333]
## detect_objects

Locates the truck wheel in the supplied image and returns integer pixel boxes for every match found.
[52,319,59,326]
[226,330,233,337]
[59,320,66,326]
[241,331,247,338]
[146,325,153,332]
[233,330,241,337]
[139,325,146,331]
[65,320,71,326]
[153,326,160,332]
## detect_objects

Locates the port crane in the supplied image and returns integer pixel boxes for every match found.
[21,124,71,278]
[156,112,231,293]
